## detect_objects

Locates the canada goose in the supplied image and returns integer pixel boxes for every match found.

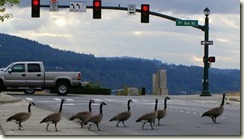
[201,93,225,123]
[85,102,106,131]
[40,99,65,131]
[69,99,95,128]
[157,96,170,125]
[110,99,133,127]
[136,99,158,129]
[6,102,35,130]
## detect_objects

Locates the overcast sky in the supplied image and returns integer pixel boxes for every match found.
[0,0,240,69]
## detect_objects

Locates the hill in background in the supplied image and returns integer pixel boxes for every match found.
[0,33,240,94]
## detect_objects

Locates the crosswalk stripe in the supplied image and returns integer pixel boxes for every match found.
[25,98,33,101]
[66,98,74,101]
[92,98,103,102]
[53,98,61,101]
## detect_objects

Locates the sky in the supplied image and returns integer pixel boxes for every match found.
[0,0,241,69]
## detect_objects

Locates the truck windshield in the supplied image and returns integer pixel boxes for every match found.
[2,63,14,72]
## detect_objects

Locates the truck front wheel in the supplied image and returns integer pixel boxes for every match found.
[0,81,4,93]
[55,82,70,96]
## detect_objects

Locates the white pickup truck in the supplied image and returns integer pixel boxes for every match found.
[0,61,81,95]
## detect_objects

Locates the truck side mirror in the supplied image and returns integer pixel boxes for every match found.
[8,69,12,73]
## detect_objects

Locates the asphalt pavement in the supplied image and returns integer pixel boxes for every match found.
[0,92,240,136]
[0,93,97,136]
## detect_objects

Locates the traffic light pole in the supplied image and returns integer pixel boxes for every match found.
[38,4,211,96]
[200,12,211,96]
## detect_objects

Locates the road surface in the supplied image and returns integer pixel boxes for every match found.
[7,93,241,135]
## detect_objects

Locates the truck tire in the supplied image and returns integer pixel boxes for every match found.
[55,82,70,96]
[24,89,35,94]
[0,81,4,93]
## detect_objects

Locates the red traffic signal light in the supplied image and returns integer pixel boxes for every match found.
[93,0,101,19]
[32,0,40,18]
[94,1,101,7]
[141,4,149,23]
[208,57,215,62]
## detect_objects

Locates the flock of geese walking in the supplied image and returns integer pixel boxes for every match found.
[6,93,226,131]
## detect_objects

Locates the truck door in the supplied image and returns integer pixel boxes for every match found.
[26,63,44,87]
[5,63,27,87]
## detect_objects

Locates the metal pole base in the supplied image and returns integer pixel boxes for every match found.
[200,92,212,96]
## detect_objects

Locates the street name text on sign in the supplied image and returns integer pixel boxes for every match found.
[128,4,136,15]
[176,20,198,26]
[49,1,58,12]
[70,1,86,12]
[201,41,213,45]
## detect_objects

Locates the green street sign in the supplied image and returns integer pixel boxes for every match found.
[176,20,198,26]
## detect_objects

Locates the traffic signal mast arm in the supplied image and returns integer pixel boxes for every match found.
[38,4,205,31]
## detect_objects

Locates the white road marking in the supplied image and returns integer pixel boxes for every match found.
[66,98,74,101]
[53,98,61,101]
[25,98,33,101]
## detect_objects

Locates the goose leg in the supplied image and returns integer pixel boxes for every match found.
[46,124,49,131]
[150,122,154,130]
[18,122,22,130]
[122,121,126,127]
[96,123,100,131]
[214,117,217,124]
[81,121,84,128]
[116,121,120,127]
[211,117,215,123]
[55,123,58,131]
[77,120,84,128]
[142,122,145,129]
[88,124,92,131]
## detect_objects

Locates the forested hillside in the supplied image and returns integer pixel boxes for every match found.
[0,33,240,94]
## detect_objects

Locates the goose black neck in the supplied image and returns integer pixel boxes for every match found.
[164,98,168,109]
[127,100,131,111]
[28,103,32,112]
[100,103,103,114]
[155,99,158,111]
[59,100,64,113]
[221,94,225,106]
[89,101,92,112]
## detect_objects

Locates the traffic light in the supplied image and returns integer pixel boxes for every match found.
[93,0,101,19]
[208,56,215,62]
[141,4,149,23]
[31,0,40,18]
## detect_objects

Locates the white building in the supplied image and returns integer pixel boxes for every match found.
[152,70,168,95]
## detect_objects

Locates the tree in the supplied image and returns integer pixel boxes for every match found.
[0,0,19,22]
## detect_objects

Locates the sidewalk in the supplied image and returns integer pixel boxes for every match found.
[0,93,97,136]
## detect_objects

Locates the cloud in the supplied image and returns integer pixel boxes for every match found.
[0,0,240,69]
